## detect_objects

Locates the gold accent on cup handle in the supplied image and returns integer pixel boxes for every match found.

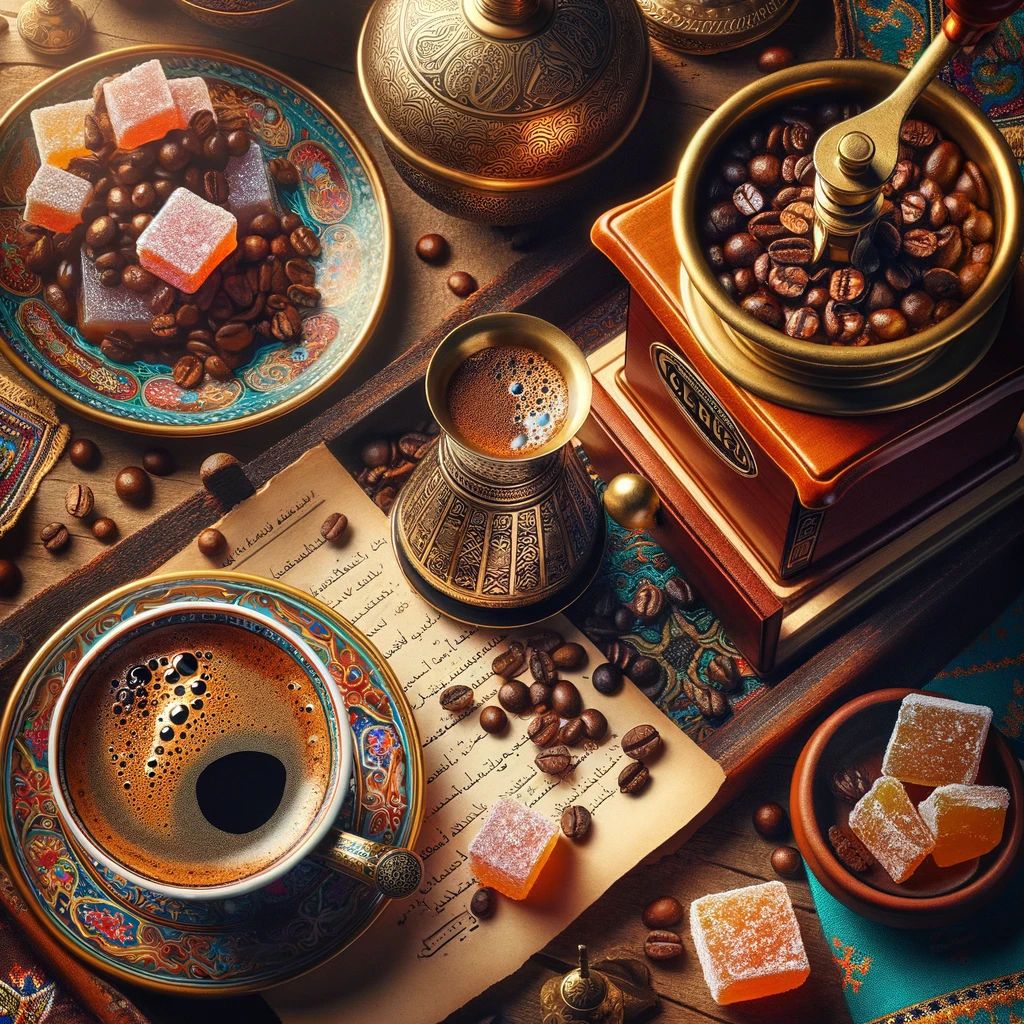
[603,474,660,532]
[314,827,424,899]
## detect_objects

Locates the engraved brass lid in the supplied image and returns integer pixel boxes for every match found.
[637,0,799,53]
[358,0,651,193]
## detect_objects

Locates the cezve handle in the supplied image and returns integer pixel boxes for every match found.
[313,827,424,899]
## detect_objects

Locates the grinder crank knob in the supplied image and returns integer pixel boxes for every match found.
[942,0,1024,45]
[315,827,424,898]
[604,474,660,532]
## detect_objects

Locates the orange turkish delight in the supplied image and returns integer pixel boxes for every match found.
[30,99,92,168]
[882,694,991,787]
[918,784,1009,867]
[103,59,178,150]
[690,880,809,1005]
[849,776,934,882]
[137,188,237,294]
[467,797,558,900]
[169,77,213,129]
[24,163,92,233]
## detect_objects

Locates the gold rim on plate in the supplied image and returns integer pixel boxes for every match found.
[0,570,424,996]
[0,45,393,437]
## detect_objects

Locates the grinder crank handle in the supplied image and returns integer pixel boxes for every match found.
[313,827,424,899]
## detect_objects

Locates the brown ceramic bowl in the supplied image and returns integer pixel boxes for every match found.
[791,687,1024,928]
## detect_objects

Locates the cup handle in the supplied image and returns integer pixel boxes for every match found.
[313,826,423,899]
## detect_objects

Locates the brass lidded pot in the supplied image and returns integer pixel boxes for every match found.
[671,59,1024,407]
[358,0,651,225]
[392,313,604,626]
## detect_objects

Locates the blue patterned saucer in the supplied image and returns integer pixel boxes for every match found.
[0,572,422,995]
[0,47,391,436]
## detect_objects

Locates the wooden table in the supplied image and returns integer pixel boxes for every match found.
[2,4,1019,1023]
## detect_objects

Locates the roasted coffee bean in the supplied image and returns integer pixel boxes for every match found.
[129,212,153,238]
[280,211,302,233]
[721,159,748,187]
[643,896,684,929]
[828,824,874,872]
[779,201,814,235]
[55,258,80,292]
[84,112,105,151]
[528,712,560,747]
[145,283,174,318]
[216,321,253,352]
[493,642,527,678]
[91,516,118,542]
[747,210,787,243]
[203,169,230,205]
[806,284,830,308]
[288,283,321,307]
[100,330,135,363]
[579,708,608,742]
[525,630,563,654]
[865,279,897,312]
[959,260,989,297]
[223,273,254,308]
[480,706,507,734]
[622,724,661,760]
[824,300,864,342]
[933,298,961,322]
[963,208,992,243]
[529,650,557,685]
[0,560,22,596]
[269,156,300,186]
[121,264,155,293]
[535,745,572,776]
[707,654,741,692]
[286,225,318,258]
[705,201,744,240]
[630,581,665,621]
[320,512,348,543]
[285,257,316,287]
[747,154,781,188]
[195,527,225,558]
[361,439,393,468]
[732,182,765,217]
[969,242,994,264]
[868,308,908,341]
[150,313,178,339]
[551,642,587,670]
[99,268,121,287]
[115,466,151,505]
[142,448,175,476]
[923,139,962,189]
[95,250,124,274]
[592,663,623,695]
[203,133,229,170]
[785,306,819,339]
[86,215,117,248]
[44,283,73,322]
[769,264,807,298]
[529,682,553,709]
[932,224,964,269]
[470,886,496,919]
[613,604,635,632]
[439,685,474,714]
[741,288,783,328]
[771,846,803,878]
[604,640,638,672]
[645,930,683,960]
[240,234,270,262]
[415,233,450,263]
[26,235,55,274]
[900,118,937,148]
[225,129,250,157]
[767,236,813,265]
[69,437,100,469]
[41,522,70,552]
[558,717,586,747]
[498,680,531,714]
[65,483,94,518]
[560,804,591,840]
[757,45,793,72]
[664,575,695,609]
[189,109,216,140]
[204,355,232,380]
[828,267,865,302]
[723,232,763,268]
[618,761,649,794]
[753,801,787,838]
[830,765,872,803]
[900,289,935,326]
[551,680,582,718]
[584,614,618,641]
[922,266,960,300]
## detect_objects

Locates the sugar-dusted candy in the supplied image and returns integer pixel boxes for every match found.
[849,776,934,882]
[919,784,1009,867]
[882,693,992,787]
[78,247,152,342]
[30,99,92,168]
[225,143,276,231]
[467,797,558,900]
[169,77,213,128]
[690,880,809,1005]
[23,163,92,233]
[103,59,178,150]
[137,188,237,294]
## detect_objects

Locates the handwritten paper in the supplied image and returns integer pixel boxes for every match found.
[163,444,724,1022]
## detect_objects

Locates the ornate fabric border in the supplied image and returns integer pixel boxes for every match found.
[866,971,1024,1024]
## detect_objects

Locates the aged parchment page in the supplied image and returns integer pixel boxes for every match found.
[164,445,724,1023]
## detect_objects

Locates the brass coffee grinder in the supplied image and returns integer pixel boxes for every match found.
[584,0,1024,673]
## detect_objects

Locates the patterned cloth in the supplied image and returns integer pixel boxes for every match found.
[808,590,1024,1024]
[0,372,68,537]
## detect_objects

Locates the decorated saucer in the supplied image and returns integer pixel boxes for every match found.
[0,46,391,436]
[0,572,422,995]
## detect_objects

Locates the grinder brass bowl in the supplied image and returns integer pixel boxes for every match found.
[671,60,1024,397]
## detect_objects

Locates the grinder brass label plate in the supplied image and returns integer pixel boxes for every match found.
[652,343,757,477]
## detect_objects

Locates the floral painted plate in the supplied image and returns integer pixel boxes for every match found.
[0,47,391,436]
[0,572,422,995]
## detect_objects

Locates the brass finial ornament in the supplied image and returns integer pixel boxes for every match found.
[541,945,625,1023]
[812,0,1024,262]
[17,0,88,54]
[357,0,650,224]
[604,474,660,532]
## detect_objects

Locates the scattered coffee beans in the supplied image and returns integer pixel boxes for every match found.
[470,886,497,919]
[114,466,151,505]
[530,650,557,685]
[526,630,564,654]
[630,581,665,621]
[757,45,794,73]
[447,270,477,298]
[92,516,118,542]
[415,233,449,264]
[828,824,874,873]
[707,654,741,692]
[628,657,660,688]
[771,845,803,878]
[142,447,175,476]
[320,512,348,543]
[551,642,586,670]
[579,708,608,741]
[560,804,591,840]
[480,705,507,734]
[592,663,623,695]
[439,684,474,714]
[197,527,226,557]
[498,679,531,714]
[622,724,661,760]
[618,760,649,794]
[65,483,94,518]
[753,802,788,839]
[69,437,100,469]
[551,680,582,718]
[528,711,560,747]
[529,682,553,709]
[644,930,683,960]
[492,642,526,678]
[41,522,70,552]
[643,896,684,929]
[0,559,21,596]
[535,745,572,776]
[830,765,872,803]
[558,717,586,746]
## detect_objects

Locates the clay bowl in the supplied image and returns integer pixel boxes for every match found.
[791,687,1024,928]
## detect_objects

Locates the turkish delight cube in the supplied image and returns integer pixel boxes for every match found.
[467,797,558,900]
[849,776,935,883]
[918,784,1009,867]
[103,59,178,150]
[225,142,276,232]
[78,246,154,342]
[137,187,237,294]
[690,880,810,1005]
[23,163,92,234]
[169,77,214,129]
[882,693,992,787]
[30,98,93,168]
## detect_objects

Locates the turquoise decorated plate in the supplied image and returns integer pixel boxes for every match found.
[0,47,391,436]
[0,572,422,995]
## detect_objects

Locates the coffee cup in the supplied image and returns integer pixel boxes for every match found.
[48,601,422,901]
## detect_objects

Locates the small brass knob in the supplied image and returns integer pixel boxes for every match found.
[838,131,875,175]
[604,474,659,532]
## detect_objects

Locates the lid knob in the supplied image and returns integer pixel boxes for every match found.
[465,0,555,36]
[837,131,875,176]
[559,945,609,1010]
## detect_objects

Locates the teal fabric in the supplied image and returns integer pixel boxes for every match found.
[808,590,1024,1024]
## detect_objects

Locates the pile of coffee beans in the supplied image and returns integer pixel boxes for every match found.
[20,80,323,388]
[355,429,439,513]
[641,896,684,961]
[700,100,995,344]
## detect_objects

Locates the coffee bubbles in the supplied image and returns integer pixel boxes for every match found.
[445,344,568,459]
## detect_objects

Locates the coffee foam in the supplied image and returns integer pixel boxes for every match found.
[445,344,568,458]
[62,622,334,889]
